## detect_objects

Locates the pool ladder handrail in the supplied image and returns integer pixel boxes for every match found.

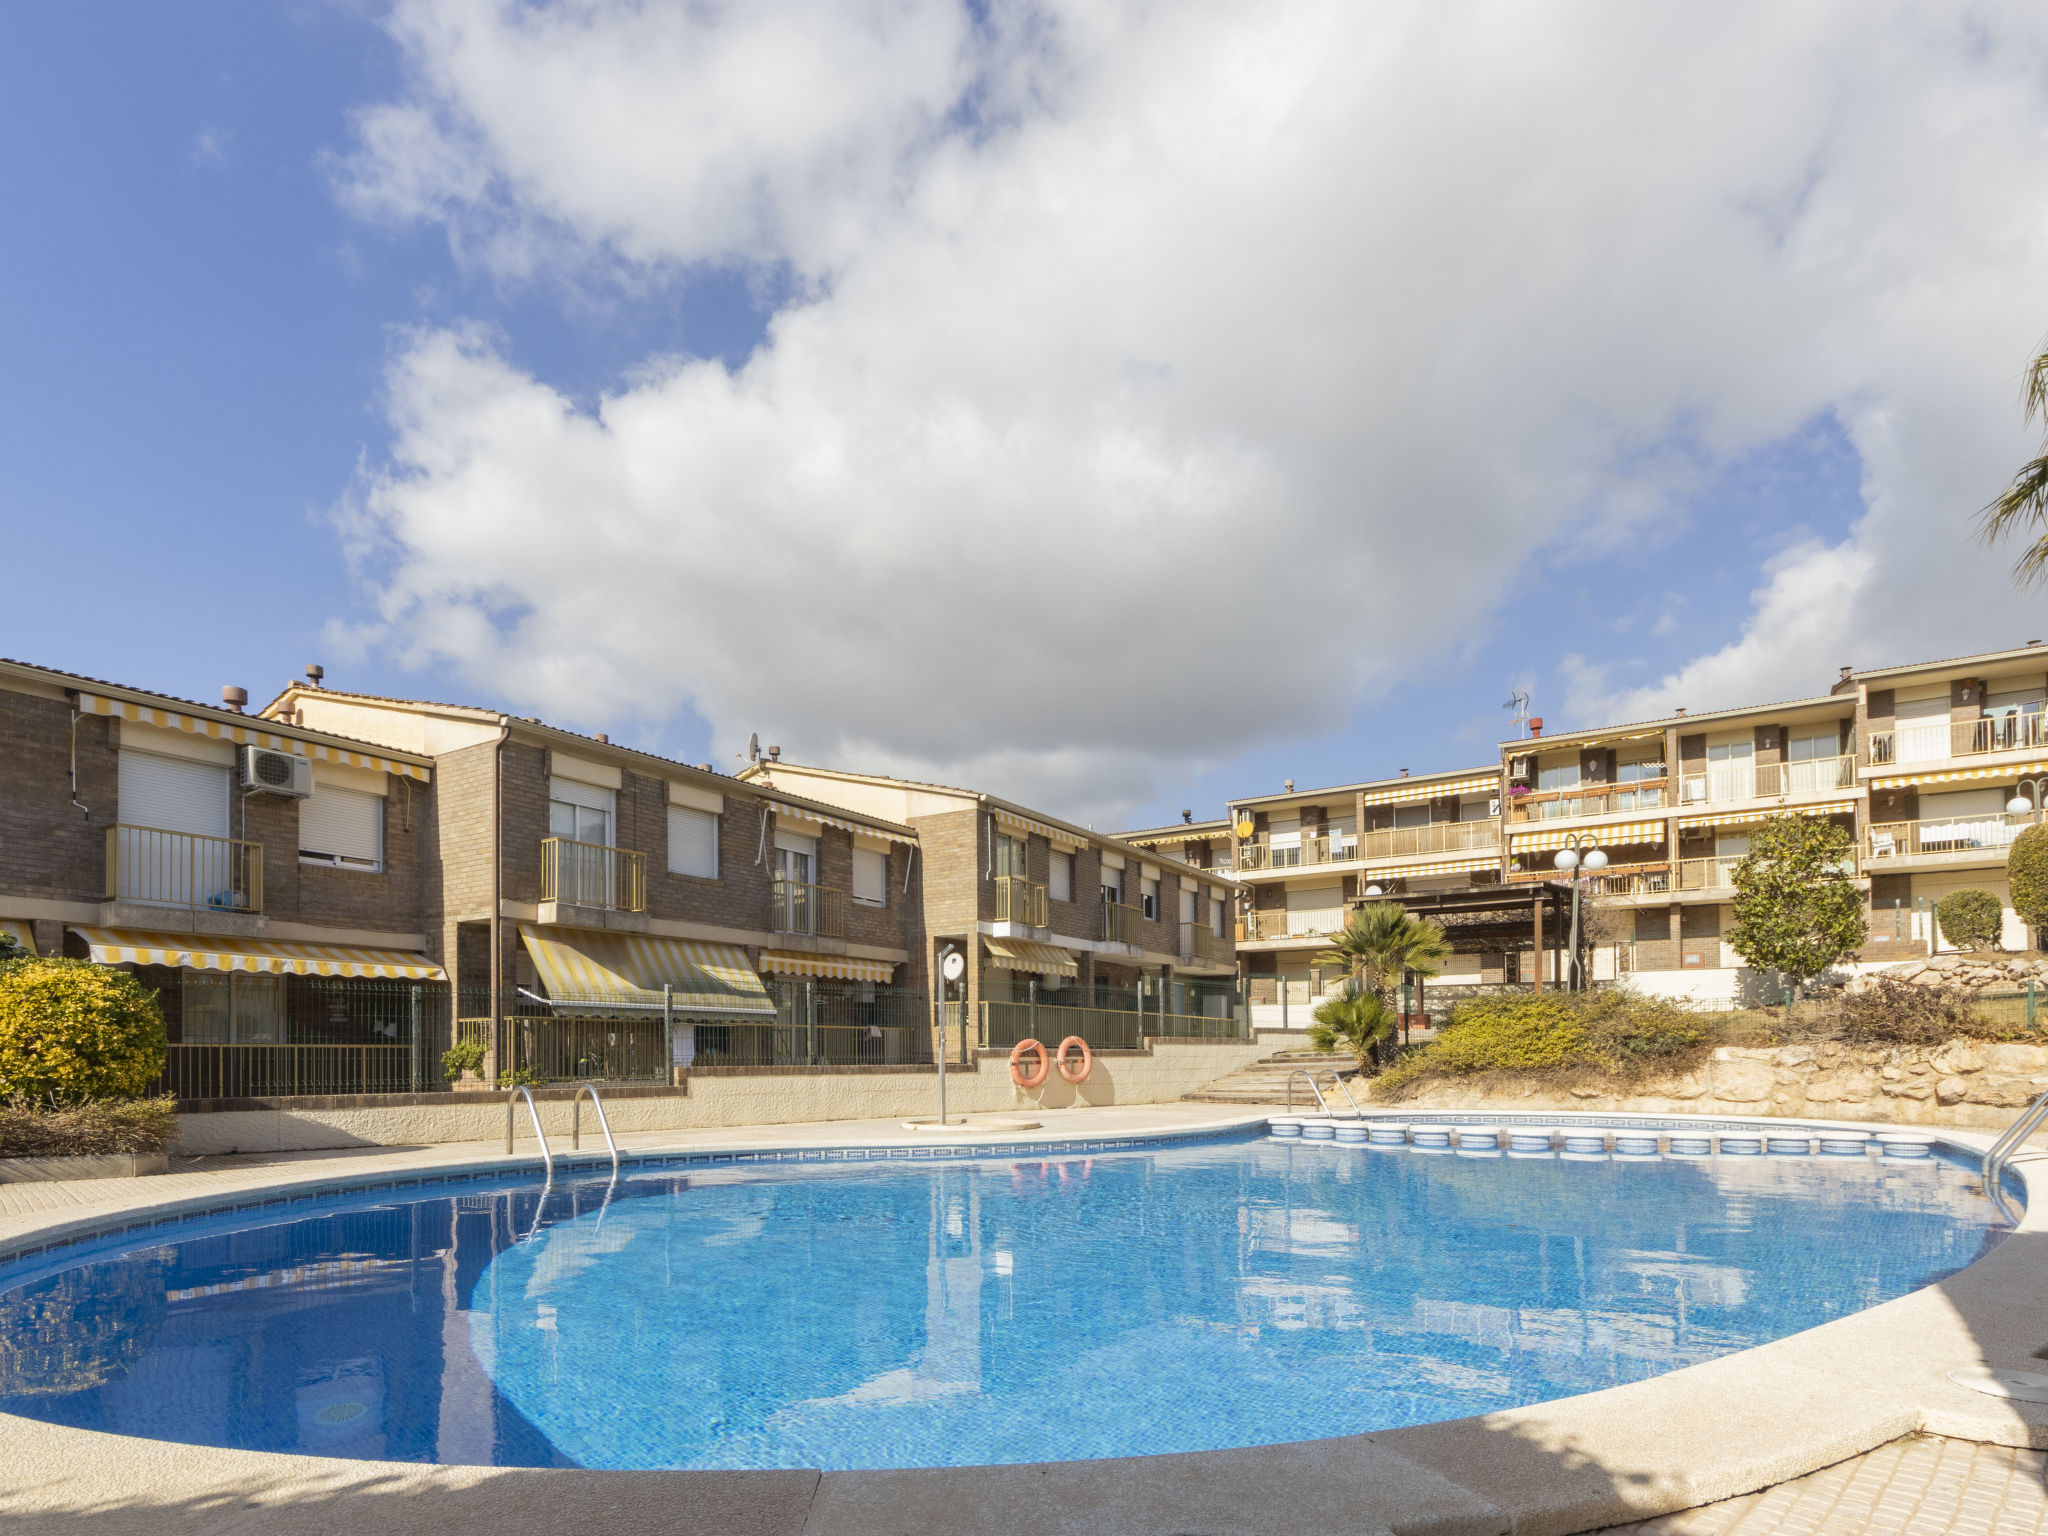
[571,1083,620,1174]
[506,1085,553,1176]
[1285,1067,1365,1119]
[1982,1083,2048,1223]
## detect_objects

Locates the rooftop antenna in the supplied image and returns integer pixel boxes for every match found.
[1504,690,1531,739]
[747,732,761,763]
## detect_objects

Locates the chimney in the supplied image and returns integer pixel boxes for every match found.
[1283,779,1294,793]
[1399,768,1409,777]
[221,686,247,713]
[1527,716,1544,738]
[1181,809,1192,824]
[1839,666,1852,683]
[768,745,782,761]
[305,664,324,688]
[1673,707,1686,717]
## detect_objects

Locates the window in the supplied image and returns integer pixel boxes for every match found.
[668,805,719,879]
[995,834,1029,879]
[1101,866,1123,905]
[1615,754,1664,783]
[773,829,818,886]
[1049,850,1074,903]
[1141,877,1160,921]
[119,749,229,836]
[1179,888,1197,924]
[1707,738,1753,764]
[300,784,383,871]
[1392,804,1430,830]
[853,846,888,906]
[549,777,613,845]
[1211,897,1227,937]
[1537,761,1581,792]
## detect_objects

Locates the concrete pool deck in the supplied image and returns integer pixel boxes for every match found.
[0,1103,2045,1536]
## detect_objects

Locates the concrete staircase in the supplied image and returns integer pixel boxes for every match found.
[1185,1049,1360,1108]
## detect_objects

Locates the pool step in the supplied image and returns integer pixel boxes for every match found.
[1185,1052,1364,1106]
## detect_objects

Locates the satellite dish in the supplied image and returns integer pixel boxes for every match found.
[941,950,966,983]
[1235,818,1255,839]
[748,732,761,762]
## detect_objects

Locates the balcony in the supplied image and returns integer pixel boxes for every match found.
[1675,856,1741,892]
[1236,834,1356,871]
[1356,820,1500,860]
[1506,781,1667,823]
[1865,814,2030,865]
[1680,755,1855,803]
[1100,899,1141,945]
[106,824,263,913]
[541,837,646,912]
[1241,907,1348,941]
[1869,713,2048,765]
[1179,921,1232,965]
[994,875,1048,927]
[1506,860,1670,896]
[771,876,845,938]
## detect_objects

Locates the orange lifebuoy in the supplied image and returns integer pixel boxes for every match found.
[1009,1038,1050,1089]
[1055,1035,1093,1084]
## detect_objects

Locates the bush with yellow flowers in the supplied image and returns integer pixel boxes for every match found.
[0,958,166,1105]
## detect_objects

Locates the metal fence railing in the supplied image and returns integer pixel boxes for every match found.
[106,823,263,913]
[160,1042,426,1098]
[978,999,1249,1051]
[151,975,449,1097]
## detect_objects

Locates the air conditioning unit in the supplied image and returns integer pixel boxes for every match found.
[239,746,313,797]
[1508,756,1534,782]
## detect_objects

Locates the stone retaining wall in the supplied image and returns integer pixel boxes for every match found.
[1386,1040,2048,1132]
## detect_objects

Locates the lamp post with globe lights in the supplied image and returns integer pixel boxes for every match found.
[2006,777,2048,820]
[1552,834,1608,991]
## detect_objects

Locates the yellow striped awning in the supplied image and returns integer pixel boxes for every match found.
[1871,762,2048,790]
[1509,820,1667,852]
[1366,855,1501,880]
[77,694,430,782]
[994,807,1082,849]
[983,939,1080,978]
[771,803,916,844]
[517,925,774,1015]
[758,950,896,984]
[72,927,445,979]
[1677,800,1857,831]
[1360,773,1500,807]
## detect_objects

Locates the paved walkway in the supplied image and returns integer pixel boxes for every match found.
[1601,1436,2048,1536]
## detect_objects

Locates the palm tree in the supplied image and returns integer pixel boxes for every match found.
[1308,986,1398,1075]
[1981,345,2048,583]
[1317,901,1451,1004]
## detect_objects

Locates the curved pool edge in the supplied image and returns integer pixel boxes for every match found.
[0,1105,2044,1536]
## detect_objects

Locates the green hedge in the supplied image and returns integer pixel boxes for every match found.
[1375,990,1714,1097]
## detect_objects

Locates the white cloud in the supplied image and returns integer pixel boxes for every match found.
[334,0,2048,821]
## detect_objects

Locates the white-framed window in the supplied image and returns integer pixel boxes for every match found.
[1211,897,1227,938]
[1141,876,1160,921]
[668,805,719,879]
[1049,850,1074,902]
[1179,887,1197,924]
[1786,728,1838,762]
[853,846,888,906]
[119,749,229,837]
[549,777,614,845]
[300,783,384,871]
[1537,761,1581,792]
[994,834,1029,880]
[1101,866,1122,905]
[773,828,818,886]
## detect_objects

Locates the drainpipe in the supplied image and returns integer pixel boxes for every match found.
[490,721,509,1084]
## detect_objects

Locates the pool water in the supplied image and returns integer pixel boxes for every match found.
[0,1132,2005,1469]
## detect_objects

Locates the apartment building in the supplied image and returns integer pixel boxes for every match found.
[1850,645,2048,952]
[0,657,445,1094]
[730,762,1241,1048]
[265,681,924,1078]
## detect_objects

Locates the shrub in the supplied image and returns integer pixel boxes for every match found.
[441,1036,487,1079]
[1728,815,1867,987]
[0,931,26,961]
[0,1096,177,1157]
[1373,989,1716,1097]
[1816,976,2006,1046]
[0,958,166,1105]
[2010,823,2048,934]
[1935,888,2005,951]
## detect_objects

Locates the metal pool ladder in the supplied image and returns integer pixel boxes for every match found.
[1286,1068,1365,1119]
[506,1085,553,1176]
[1982,1084,2048,1224]
[571,1083,620,1174]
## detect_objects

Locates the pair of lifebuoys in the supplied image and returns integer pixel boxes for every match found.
[1008,1035,1092,1088]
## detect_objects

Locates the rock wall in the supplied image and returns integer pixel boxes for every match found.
[1851,953,2048,993]
[1385,1040,2048,1132]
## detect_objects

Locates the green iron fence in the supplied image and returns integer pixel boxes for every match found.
[150,975,450,1098]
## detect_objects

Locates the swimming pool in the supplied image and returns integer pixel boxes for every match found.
[0,1127,2007,1470]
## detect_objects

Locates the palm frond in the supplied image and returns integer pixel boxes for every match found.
[1980,344,2048,587]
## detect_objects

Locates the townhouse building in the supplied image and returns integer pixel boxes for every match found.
[0,657,445,1095]
[730,762,1241,1050]
[264,681,925,1079]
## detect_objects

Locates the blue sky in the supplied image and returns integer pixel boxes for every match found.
[4,4,2041,831]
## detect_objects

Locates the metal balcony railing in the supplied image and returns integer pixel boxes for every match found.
[1506,782,1667,823]
[770,877,845,938]
[1506,860,1670,895]
[1179,921,1231,964]
[1679,755,1855,804]
[1100,899,1141,945]
[1357,821,1499,859]
[106,824,263,912]
[1870,714,2048,765]
[1866,814,2031,863]
[541,837,646,911]
[994,875,1048,926]
[1241,907,1348,941]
